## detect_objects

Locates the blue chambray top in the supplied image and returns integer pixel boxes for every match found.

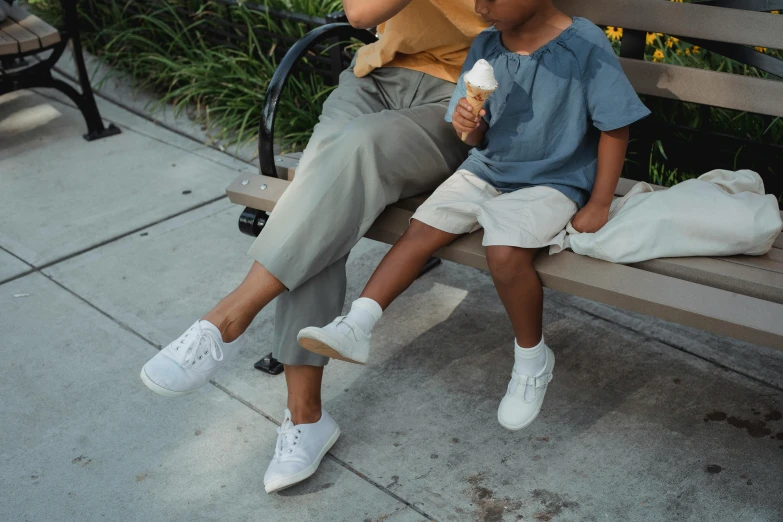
[445,18,651,208]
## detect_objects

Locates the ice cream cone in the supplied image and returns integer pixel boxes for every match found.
[461,81,496,141]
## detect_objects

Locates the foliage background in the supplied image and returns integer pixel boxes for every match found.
[29,0,782,193]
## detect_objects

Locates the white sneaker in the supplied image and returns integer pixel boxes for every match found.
[264,409,340,493]
[297,316,370,364]
[140,320,241,397]
[497,346,555,430]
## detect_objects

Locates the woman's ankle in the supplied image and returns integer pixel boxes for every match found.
[289,404,322,425]
[201,311,245,343]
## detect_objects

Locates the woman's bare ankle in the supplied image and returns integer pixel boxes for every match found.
[201,310,245,343]
[290,405,322,426]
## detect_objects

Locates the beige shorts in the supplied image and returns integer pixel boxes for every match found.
[412,170,578,250]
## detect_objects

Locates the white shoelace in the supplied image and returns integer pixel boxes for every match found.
[172,323,224,366]
[274,412,302,460]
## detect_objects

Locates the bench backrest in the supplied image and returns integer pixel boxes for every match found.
[555,0,783,118]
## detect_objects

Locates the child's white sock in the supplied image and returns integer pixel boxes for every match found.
[341,297,383,335]
[514,337,547,376]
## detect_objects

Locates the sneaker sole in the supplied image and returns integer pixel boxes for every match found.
[139,366,198,397]
[497,396,546,431]
[297,331,366,365]
[264,426,341,494]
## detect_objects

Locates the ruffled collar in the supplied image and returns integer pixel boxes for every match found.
[488,17,581,60]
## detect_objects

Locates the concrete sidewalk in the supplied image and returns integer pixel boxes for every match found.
[2,76,783,522]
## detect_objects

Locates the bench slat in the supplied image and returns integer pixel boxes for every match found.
[229,170,783,267]
[8,4,60,49]
[632,256,783,305]
[621,59,783,118]
[556,0,783,49]
[0,18,39,53]
[366,205,783,350]
[718,252,783,274]
[231,169,783,256]
[226,174,289,211]
[0,28,18,55]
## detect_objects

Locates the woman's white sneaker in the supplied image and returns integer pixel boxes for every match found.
[297,316,370,364]
[264,409,340,493]
[140,320,242,396]
[497,346,555,430]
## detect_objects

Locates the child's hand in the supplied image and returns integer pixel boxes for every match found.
[453,98,487,145]
[571,201,610,233]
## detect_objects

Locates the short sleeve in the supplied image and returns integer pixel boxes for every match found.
[444,42,481,123]
[579,29,651,131]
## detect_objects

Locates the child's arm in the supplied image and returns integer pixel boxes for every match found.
[452,99,488,147]
[571,126,630,233]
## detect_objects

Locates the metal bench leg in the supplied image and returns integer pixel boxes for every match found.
[61,0,120,141]
[418,257,442,278]
[70,42,120,141]
[255,353,284,375]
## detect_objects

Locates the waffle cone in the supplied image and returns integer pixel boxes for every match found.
[461,82,496,141]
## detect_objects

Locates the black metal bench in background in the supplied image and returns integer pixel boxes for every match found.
[231,0,783,373]
[0,0,119,140]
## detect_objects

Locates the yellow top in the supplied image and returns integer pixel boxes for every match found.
[353,0,488,83]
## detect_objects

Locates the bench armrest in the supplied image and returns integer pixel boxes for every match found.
[258,22,377,177]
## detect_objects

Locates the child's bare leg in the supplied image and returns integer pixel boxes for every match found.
[297,220,459,364]
[361,219,460,309]
[487,245,555,431]
[485,246,542,347]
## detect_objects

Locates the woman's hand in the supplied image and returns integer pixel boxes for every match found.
[452,98,487,146]
[570,201,610,233]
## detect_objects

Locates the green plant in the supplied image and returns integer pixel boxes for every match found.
[30,0,782,188]
[31,0,343,152]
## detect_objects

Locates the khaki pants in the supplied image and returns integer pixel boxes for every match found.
[248,64,469,366]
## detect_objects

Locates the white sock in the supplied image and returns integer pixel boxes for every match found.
[340,297,382,335]
[513,337,547,377]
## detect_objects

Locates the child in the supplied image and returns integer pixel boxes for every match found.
[297,0,650,430]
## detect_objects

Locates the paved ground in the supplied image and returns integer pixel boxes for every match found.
[2,69,783,522]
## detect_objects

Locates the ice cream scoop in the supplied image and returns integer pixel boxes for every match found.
[464,59,498,90]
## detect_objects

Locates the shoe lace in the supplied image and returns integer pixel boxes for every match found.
[274,410,302,460]
[177,323,224,366]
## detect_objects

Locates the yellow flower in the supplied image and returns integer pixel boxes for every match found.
[670,0,683,2]
[666,37,679,48]
[646,32,662,45]
[653,49,665,62]
[676,49,683,55]
[684,48,691,55]
[772,10,780,14]
[692,46,701,54]
[605,26,623,41]
[756,46,768,53]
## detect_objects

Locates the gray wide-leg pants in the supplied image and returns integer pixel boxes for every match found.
[248,64,469,366]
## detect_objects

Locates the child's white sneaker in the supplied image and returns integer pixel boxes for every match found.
[297,316,371,364]
[140,320,242,396]
[497,346,555,430]
[264,409,340,493]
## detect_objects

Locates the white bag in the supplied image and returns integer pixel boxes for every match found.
[556,169,782,263]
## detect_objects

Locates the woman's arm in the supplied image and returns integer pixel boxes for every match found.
[342,0,415,29]
[570,126,629,233]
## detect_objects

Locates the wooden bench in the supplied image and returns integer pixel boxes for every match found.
[226,0,783,350]
[0,0,119,140]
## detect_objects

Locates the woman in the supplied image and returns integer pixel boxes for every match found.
[139,0,486,493]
